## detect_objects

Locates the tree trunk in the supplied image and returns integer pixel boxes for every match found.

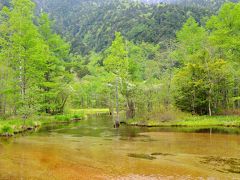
[126,99,135,119]
[115,77,120,128]
[0,95,2,115]
[208,88,212,116]
[108,93,113,116]
[20,59,27,121]
[208,99,212,116]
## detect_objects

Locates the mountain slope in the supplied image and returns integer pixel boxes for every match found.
[0,0,10,9]
[139,0,239,10]
[35,0,214,54]
[2,0,239,55]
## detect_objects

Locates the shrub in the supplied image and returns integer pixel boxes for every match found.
[0,125,14,135]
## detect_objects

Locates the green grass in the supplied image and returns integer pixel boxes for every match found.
[53,113,84,122]
[127,115,240,127]
[69,108,109,115]
[176,115,240,127]
[0,108,108,136]
[0,111,86,136]
[0,118,41,136]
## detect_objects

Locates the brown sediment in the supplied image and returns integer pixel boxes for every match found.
[128,153,156,160]
[0,141,110,180]
[200,156,240,174]
[1,127,240,179]
[151,152,174,156]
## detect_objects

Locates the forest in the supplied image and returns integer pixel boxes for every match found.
[35,0,212,54]
[0,0,240,128]
[0,0,240,179]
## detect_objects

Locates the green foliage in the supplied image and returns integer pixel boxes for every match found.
[207,2,240,62]
[207,2,240,108]
[0,0,72,117]
[35,0,212,55]
[0,0,48,116]
[173,14,235,115]
[54,115,72,121]
[141,0,239,11]
[173,60,232,114]
[0,125,14,135]
[175,17,207,63]
[37,12,72,114]
[104,32,128,78]
[0,118,41,136]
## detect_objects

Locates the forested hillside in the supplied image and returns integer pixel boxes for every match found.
[35,0,212,55]
[0,0,240,131]
[35,0,240,55]
[140,0,239,10]
[0,0,9,8]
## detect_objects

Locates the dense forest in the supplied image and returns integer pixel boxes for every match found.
[34,0,240,55]
[0,0,240,125]
[0,0,71,117]
[35,0,213,54]
[140,0,239,10]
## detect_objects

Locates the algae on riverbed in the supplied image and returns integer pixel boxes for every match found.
[128,153,156,160]
[200,156,240,174]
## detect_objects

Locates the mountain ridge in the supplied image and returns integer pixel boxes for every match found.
[34,0,239,55]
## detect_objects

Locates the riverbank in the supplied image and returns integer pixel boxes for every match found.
[0,114,83,137]
[126,115,240,127]
[0,108,109,136]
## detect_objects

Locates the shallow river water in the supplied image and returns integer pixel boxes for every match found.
[0,115,240,179]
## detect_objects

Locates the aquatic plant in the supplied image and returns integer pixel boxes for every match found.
[128,153,156,160]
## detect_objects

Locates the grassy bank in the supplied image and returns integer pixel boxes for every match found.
[126,115,240,127]
[0,119,41,136]
[0,108,109,137]
[0,114,83,137]
[69,108,109,115]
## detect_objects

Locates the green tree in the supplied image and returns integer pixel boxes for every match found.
[38,12,71,114]
[173,17,233,115]
[0,0,72,118]
[104,32,128,127]
[0,0,49,117]
[207,2,240,109]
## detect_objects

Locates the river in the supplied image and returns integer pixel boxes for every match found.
[0,115,240,179]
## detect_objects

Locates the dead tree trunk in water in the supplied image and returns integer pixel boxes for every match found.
[108,92,113,116]
[115,77,120,128]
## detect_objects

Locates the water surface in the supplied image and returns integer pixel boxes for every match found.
[0,115,240,179]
